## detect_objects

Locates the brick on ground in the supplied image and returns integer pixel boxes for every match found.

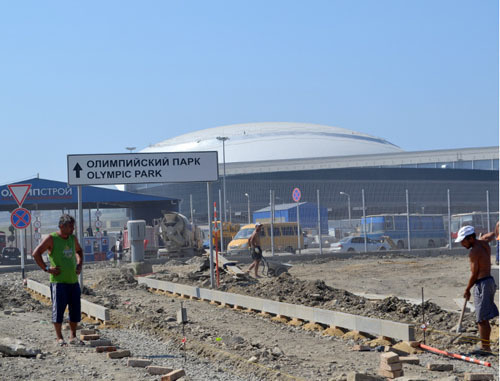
[89,339,112,347]
[107,350,131,359]
[380,352,400,364]
[127,358,153,368]
[464,374,495,381]
[347,372,381,381]
[399,356,420,365]
[379,361,403,372]
[80,329,97,335]
[147,366,174,375]
[96,346,116,353]
[378,368,404,379]
[426,363,454,371]
[161,369,186,381]
[80,334,100,341]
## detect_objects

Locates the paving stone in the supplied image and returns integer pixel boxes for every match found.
[399,356,420,365]
[380,361,403,371]
[378,368,404,379]
[380,352,400,364]
[89,339,112,347]
[426,363,454,371]
[127,358,153,368]
[347,372,382,381]
[147,366,174,375]
[107,350,131,359]
[95,346,116,353]
[80,329,97,335]
[161,369,186,381]
[464,374,495,381]
[80,334,100,341]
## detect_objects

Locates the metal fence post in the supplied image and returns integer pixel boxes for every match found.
[270,190,275,257]
[317,189,322,255]
[362,189,367,253]
[406,189,411,251]
[219,189,223,252]
[486,190,491,232]
[447,189,452,250]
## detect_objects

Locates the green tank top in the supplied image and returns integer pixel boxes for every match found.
[49,232,78,284]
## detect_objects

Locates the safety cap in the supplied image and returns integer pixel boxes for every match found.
[455,225,475,243]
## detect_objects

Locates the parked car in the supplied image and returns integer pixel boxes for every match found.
[0,247,21,265]
[329,236,389,252]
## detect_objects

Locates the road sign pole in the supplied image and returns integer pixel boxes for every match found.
[20,229,25,280]
[297,203,301,254]
[78,185,83,287]
[207,182,214,288]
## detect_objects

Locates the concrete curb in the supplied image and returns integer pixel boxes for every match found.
[26,279,110,322]
[138,277,415,341]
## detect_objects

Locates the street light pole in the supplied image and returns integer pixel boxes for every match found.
[244,193,250,224]
[340,192,351,226]
[216,136,229,224]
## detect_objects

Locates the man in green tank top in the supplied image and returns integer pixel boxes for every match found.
[33,214,83,346]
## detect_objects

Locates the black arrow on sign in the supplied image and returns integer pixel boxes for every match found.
[73,163,83,178]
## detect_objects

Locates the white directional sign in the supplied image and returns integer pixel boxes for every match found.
[67,152,219,186]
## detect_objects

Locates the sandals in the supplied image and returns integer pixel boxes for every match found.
[68,337,85,346]
[56,339,67,347]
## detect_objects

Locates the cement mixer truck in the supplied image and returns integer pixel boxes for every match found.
[156,212,205,257]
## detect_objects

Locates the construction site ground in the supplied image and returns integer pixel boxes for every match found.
[0,249,498,380]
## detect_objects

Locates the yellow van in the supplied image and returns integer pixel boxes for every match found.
[227,223,303,255]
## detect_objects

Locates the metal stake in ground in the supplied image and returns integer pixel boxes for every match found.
[181,301,186,364]
[421,287,426,344]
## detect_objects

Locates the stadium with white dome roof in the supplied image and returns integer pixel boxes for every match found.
[127,122,498,227]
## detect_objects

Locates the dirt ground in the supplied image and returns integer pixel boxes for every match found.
[0,250,499,380]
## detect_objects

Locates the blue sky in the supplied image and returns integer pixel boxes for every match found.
[0,1,498,183]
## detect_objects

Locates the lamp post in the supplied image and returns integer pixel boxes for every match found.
[244,193,250,224]
[216,136,229,224]
[339,192,351,226]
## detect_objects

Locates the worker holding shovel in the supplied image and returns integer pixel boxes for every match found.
[456,225,498,354]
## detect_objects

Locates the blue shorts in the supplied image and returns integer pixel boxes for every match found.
[50,282,81,324]
[473,276,499,323]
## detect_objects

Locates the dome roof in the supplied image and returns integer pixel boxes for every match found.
[141,122,403,163]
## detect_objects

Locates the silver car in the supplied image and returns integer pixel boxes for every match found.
[329,236,389,252]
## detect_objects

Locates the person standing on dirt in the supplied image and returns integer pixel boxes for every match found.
[32,214,84,347]
[456,225,499,353]
[247,222,263,277]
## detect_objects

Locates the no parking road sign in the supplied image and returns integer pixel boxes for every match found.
[11,208,31,229]
[292,187,301,202]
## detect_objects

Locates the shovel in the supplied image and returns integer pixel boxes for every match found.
[449,298,467,344]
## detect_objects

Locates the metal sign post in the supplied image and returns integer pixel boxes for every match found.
[67,151,219,282]
[8,184,32,280]
[207,183,214,288]
[77,185,84,287]
[292,188,301,254]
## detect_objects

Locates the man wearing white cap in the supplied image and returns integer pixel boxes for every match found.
[455,225,498,353]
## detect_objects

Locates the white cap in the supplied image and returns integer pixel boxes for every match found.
[455,225,475,243]
[255,222,263,227]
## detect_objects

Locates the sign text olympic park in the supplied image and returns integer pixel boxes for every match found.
[67,152,219,186]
